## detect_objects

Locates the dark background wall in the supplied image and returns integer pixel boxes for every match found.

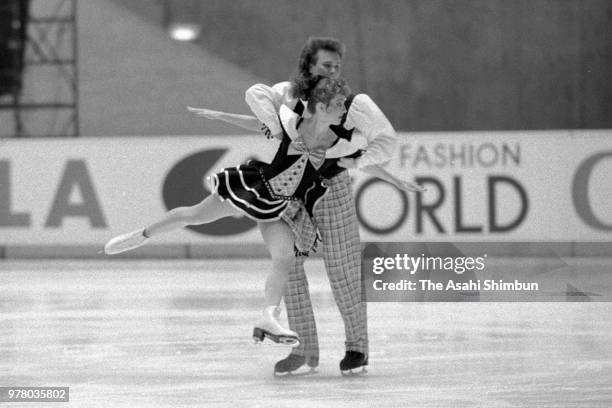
[117,0,612,131]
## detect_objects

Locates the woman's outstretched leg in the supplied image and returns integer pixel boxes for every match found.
[144,194,239,237]
[252,220,300,345]
[104,194,239,254]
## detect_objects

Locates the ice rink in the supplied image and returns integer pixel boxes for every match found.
[1,259,611,407]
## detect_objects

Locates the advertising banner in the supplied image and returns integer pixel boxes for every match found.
[355,130,612,241]
[1,130,611,245]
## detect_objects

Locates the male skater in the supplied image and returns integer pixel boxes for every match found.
[245,37,398,375]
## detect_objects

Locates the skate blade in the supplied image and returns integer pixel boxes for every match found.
[252,328,300,346]
[274,367,317,377]
[340,367,368,377]
[277,336,300,346]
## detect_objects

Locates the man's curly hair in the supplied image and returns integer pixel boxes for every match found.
[296,37,344,76]
[290,37,345,100]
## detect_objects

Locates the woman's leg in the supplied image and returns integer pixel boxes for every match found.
[104,194,240,255]
[258,220,296,307]
[252,220,300,345]
[145,194,240,237]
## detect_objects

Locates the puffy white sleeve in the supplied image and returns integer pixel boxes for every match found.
[245,81,293,135]
[345,94,398,168]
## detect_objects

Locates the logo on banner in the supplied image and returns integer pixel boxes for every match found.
[163,149,256,236]
[572,151,612,231]
[355,142,529,236]
[355,175,529,235]
[0,159,106,229]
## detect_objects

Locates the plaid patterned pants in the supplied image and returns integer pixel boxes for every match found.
[284,171,369,358]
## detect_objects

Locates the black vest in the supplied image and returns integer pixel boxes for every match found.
[293,94,362,180]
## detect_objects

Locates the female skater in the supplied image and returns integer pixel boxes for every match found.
[105,76,423,346]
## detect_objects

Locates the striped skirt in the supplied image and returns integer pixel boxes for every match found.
[208,163,320,254]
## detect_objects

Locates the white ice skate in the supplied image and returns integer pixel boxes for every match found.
[104,228,148,255]
[252,306,300,346]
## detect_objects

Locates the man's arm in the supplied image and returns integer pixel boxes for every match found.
[345,94,398,168]
[360,164,425,193]
[244,81,294,137]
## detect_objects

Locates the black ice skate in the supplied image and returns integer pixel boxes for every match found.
[339,351,368,376]
[274,353,318,376]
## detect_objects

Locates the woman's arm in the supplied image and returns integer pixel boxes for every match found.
[359,164,426,193]
[187,106,263,133]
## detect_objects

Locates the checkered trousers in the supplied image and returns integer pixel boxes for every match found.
[284,171,369,357]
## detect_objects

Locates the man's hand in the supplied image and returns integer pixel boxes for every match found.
[186,106,222,120]
[338,157,359,169]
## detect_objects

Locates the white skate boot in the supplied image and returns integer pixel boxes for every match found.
[104,228,148,255]
[252,306,300,346]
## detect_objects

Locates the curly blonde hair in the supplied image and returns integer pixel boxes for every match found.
[303,76,350,113]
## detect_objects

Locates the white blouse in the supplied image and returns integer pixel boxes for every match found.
[245,81,398,168]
